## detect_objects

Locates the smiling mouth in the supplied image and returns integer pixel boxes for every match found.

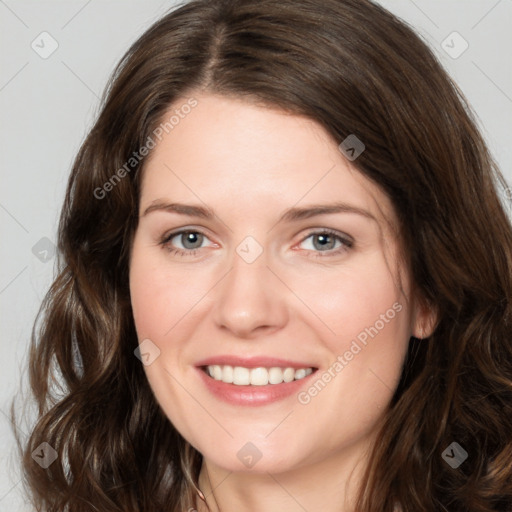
[201,365,317,386]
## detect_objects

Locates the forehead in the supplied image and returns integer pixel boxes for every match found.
[140,93,396,229]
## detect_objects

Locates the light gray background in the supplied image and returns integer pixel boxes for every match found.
[1,1,511,509]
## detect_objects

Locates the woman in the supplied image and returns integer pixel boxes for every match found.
[15,0,512,510]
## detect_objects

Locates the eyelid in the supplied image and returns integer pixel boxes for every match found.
[299,228,353,246]
[161,226,215,243]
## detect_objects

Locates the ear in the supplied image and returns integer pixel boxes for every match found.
[411,296,438,339]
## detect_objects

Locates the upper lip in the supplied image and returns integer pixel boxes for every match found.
[195,355,317,369]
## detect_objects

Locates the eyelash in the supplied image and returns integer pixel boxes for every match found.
[159,228,353,259]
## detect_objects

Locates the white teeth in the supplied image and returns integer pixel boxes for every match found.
[233,366,250,385]
[212,365,222,380]
[283,367,296,383]
[222,365,234,383]
[250,367,268,386]
[205,365,314,385]
[268,367,283,384]
[294,368,307,380]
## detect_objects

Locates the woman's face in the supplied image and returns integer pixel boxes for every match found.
[129,92,429,475]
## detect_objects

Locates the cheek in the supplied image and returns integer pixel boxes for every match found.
[129,261,168,339]
[129,244,207,340]
[288,254,406,340]
[289,255,410,405]
[128,242,207,432]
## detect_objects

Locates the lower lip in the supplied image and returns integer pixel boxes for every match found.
[196,367,317,406]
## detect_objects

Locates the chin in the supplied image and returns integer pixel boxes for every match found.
[196,437,313,475]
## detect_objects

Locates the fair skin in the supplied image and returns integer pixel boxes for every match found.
[129,92,435,512]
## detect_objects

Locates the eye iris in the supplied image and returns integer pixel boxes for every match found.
[182,232,203,249]
[313,233,335,251]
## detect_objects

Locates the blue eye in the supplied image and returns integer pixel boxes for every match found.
[160,230,212,257]
[172,231,205,250]
[298,229,353,257]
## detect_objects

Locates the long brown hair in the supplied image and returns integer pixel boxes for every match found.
[13,0,512,510]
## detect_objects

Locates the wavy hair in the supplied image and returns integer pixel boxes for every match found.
[13,0,512,510]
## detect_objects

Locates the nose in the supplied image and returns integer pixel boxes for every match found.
[212,249,289,339]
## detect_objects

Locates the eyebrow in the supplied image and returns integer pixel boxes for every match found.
[142,200,376,223]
